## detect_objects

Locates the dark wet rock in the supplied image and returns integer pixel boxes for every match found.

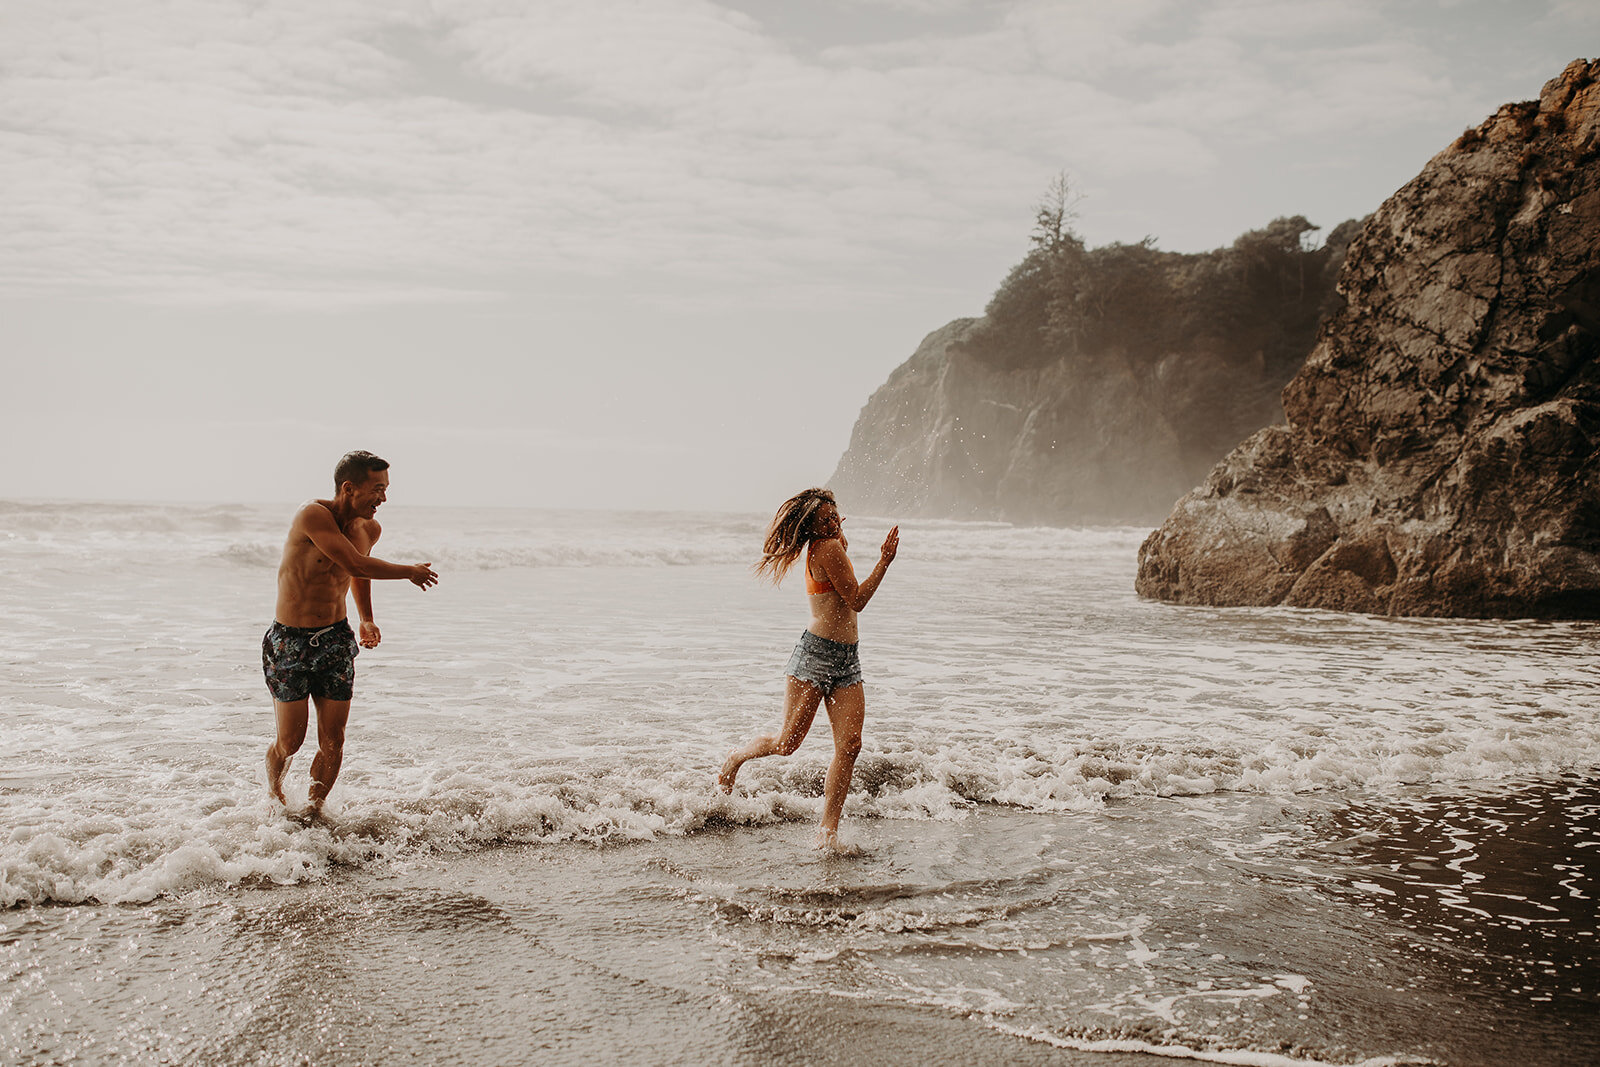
[1137,59,1600,619]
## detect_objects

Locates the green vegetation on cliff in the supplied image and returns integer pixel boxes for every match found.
[957,183,1360,383]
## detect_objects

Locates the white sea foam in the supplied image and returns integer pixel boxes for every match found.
[5,716,1597,909]
[987,1021,1425,1067]
[2,500,1597,909]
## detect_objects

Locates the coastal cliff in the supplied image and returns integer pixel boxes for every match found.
[832,215,1357,525]
[1136,59,1600,618]
[827,317,1210,523]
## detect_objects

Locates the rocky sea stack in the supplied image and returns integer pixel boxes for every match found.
[1136,59,1600,619]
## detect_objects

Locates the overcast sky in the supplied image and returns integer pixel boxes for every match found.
[3,1,1592,512]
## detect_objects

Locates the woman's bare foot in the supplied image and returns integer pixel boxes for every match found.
[717,750,741,793]
[813,828,862,854]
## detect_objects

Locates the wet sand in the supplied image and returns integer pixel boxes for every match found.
[6,785,1595,1066]
[5,820,1168,1066]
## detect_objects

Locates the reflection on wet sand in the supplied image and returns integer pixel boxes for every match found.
[1299,776,1598,1058]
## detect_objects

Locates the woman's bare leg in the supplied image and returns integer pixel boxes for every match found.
[815,682,865,846]
[718,677,823,792]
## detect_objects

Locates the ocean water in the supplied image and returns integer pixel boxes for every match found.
[2,499,1596,1066]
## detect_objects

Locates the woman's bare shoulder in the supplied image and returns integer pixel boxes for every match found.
[811,536,847,558]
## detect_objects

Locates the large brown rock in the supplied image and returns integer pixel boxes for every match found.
[1137,59,1600,619]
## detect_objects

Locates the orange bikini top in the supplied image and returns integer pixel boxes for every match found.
[805,539,837,595]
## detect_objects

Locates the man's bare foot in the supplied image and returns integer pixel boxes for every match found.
[304,782,333,822]
[717,750,741,794]
[290,804,329,826]
[266,755,291,806]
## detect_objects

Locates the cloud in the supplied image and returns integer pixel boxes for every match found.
[1544,1,1600,25]
[1194,0,1386,40]
[835,0,990,12]
[3,1,1029,307]
[0,0,1586,311]
[442,0,770,114]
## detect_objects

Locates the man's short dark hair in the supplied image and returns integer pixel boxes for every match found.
[334,450,389,490]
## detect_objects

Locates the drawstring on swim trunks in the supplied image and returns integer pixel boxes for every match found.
[308,624,341,647]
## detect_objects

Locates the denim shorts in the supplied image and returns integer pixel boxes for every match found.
[784,630,863,697]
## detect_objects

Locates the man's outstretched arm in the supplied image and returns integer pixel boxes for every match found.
[301,505,438,588]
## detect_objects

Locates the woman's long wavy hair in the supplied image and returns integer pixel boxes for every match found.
[754,487,836,585]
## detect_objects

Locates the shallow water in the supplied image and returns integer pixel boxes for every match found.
[2,500,1597,1065]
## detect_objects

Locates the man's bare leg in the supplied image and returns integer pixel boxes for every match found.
[305,696,351,816]
[814,683,864,849]
[718,677,823,792]
[267,699,310,806]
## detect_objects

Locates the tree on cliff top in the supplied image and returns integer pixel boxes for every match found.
[954,178,1356,380]
[1032,171,1084,254]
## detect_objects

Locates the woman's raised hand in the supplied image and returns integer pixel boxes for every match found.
[880,526,899,564]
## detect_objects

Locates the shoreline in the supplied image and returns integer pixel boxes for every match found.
[8,787,1595,1065]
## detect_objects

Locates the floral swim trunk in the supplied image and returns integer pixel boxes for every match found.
[784,630,863,697]
[262,619,358,702]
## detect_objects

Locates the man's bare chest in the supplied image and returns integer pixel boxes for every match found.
[288,539,349,584]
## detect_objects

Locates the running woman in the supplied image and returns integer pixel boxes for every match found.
[718,488,898,849]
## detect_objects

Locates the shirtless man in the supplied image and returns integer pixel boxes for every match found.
[263,450,438,816]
